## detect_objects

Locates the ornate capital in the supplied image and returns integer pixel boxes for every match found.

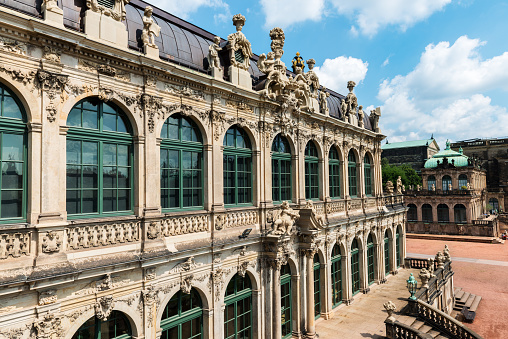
[95,295,115,320]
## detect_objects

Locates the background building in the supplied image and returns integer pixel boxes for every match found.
[0,1,406,339]
[405,141,499,237]
[381,138,440,173]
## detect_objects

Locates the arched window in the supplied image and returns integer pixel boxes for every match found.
[160,289,203,339]
[224,274,252,339]
[442,175,452,191]
[305,141,319,200]
[313,254,321,318]
[351,239,360,295]
[427,175,436,191]
[437,204,449,223]
[367,234,375,285]
[422,204,433,222]
[66,98,133,217]
[223,126,252,206]
[407,204,417,221]
[329,147,341,199]
[396,228,401,268]
[0,83,26,222]
[348,151,357,197]
[384,231,390,275]
[71,311,131,339]
[160,114,203,210]
[331,244,342,308]
[272,134,292,203]
[458,174,468,189]
[364,154,372,196]
[280,264,292,339]
[489,198,499,212]
[454,204,467,224]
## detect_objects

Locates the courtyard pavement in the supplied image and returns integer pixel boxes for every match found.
[407,238,508,339]
[315,268,420,339]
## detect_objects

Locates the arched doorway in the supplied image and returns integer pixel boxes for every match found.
[313,254,321,318]
[351,239,360,295]
[367,234,375,285]
[422,204,433,222]
[437,204,449,223]
[454,204,467,224]
[224,274,252,339]
[71,311,132,339]
[407,204,417,221]
[280,264,292,339]
[331,244,342,308]
[160,289,203,339]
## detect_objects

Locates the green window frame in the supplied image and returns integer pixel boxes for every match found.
[437,204,449,223]
[329,147,341,199]
[454,204,467,224]
[160,289,203,339]
[331,244,342,308]
[313,254,321,318]
[364,155,372,196]
[348,151,357,197]
[160,114,203,211]
[427,175,436,191]
[407,204,417,222]
[223,126,252,206]
[422,204,433,222]
[351,239,360,295]
[272,134,292,203]
[0,83,27,223]
[281,264,292,339]
[384,232,390,276]
[396,229,401,268]
[442,175,452,191]
[66,98,134,219]
[458,174,468,189]
[305,141,319,200]
[71,311,132,339]
[367,234,375,285]
[224,274,253,339]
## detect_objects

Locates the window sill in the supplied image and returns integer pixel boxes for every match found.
[67,213,137,224]
[162,207,207,215]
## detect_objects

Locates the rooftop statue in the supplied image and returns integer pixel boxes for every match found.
[369,107,381,133]
[292,52,305,74]
[319,88,330,115]
[208,36,222,69]
[358,105,364,128]
[396,176,403,194]
[141,6,160,49]
[345,81,358,119]
[227,14,252,71]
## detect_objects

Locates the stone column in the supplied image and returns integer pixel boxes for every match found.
[204,144,213,211]
[211,140,224,211]
[322,154,330,201]
[343,157,349,199]
[321,262,331,319]
[319,158,325,201]
[292,274,302,337]
[28,123,42,224]
[343,244,353,304]
[262,139,272,205]
[359,245,369,293]
[253,149,261,206]
[391,233,398,274]
[359,160,365,198]
[299,147,307,204]
[431,204,437,223]
[375,242,383,283]
[305,249,317,337]
[203,308,214,339]
[272,261,282,339]
[292,154,299,204]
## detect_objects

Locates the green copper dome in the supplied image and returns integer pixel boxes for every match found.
[424,140,469,168]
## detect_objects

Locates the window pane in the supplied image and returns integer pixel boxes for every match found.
[82,109,98,129]
[117,189,130,211]
[2,96,23,119]
[82,142,98,165]
[67,165,80,189]
[103,167,116,188]
[117,167,129,188]
[67,140,81,164]
[1,190,22,218]
[103,189,116,212]
[2,162,22,189]
[67,108,81,127]
[82,166,98,188]
[117,115,128,133]
[66,190,80,215]
[117,145,129,166]
[2,133,23,161]
[103,144,116,165]
[103,112,116,131]
[82,190,97,213]
[182,151,191,170]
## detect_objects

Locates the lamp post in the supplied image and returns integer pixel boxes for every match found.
[407,273,418,300]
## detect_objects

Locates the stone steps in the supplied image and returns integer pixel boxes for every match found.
[454,287,482,322]
[394,315,451,338]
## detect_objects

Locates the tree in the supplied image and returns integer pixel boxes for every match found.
[381,161,422,188]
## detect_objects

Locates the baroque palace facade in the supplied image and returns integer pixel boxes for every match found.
[0,0,406,339]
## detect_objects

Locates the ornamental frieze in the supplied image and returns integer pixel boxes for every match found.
[161,214,209,236]
[67,221,140,250]
[0,36,27,55]
[0,232,30,259]
[213,210,258,230]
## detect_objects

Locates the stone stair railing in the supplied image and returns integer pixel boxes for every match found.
[407,299,482,339]
[385,319,433,339]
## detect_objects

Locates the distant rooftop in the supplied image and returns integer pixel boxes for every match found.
[382,138,437,150]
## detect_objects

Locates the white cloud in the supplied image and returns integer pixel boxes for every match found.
[314,56,368,93]
[378,35,508,144]
[329,0,451,36]
[260,0,325,29]
[382,57,390,67]
[160,0,231,21]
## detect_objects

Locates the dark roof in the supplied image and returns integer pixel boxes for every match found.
[0,0,375,131]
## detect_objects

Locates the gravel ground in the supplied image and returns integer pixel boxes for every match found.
[407,238,508,339]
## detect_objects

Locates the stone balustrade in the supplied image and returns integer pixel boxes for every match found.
[67,221,141,250]
[385,320,434,339]
[0,231,30,260]
[161,214,209,236]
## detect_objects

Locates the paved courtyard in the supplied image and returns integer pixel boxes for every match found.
[316,268,419,338]
[407,238,508,339]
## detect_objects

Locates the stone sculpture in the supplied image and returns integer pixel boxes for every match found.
[369,108,381,132]
[435,251,445,269]
[419,268,432,289]
[272,201,300,236]
[466,182,471,190]
[358,105,364,128]
[448,183,452,191]
[431,184,436,191]
[345,81,358,118]
[292,52,305,74]
[257,52,275,74]
[227,14,252,71]
[208,36,222,69]
[383,301,397,322]
[319,89,330,115]
[443,245,451,262]
[385,181,394,194]
[427,258,435,277]
[141,6,160,49]
[396,176,403,194]
[305,59,320,97]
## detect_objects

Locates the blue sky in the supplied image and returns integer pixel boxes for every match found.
[155,0,508,148]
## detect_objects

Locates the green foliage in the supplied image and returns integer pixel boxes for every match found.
[381,161,422,188]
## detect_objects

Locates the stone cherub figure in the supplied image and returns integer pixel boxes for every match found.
[431,184,436,191]
[419,267,432,289]
[396,176,403,194]
[208,36,222,69]
[369,108,381,132]
[340,99,348,121]
[319,88,330,114]
[272,201,300,236]
[141,6,160,48]
[227,14,253,70]
[358,105,364,128]
[443,244,451,262]
[385,181,394,194]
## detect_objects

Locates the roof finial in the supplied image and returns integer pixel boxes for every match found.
[386,139,389,144]
[431,133,434,139]
[459,146,463,154]
[445,139,451,150]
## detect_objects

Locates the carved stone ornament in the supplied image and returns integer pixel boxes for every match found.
[141,6,161,49]
[0,232,30,259]
[33,314,63,339]
[147,221,160,239]
[210,268,225,301]
[270,201,300,236]
[419,268,432,289]
[86,0,130,22]
[171,256,201,273]
[208,36,222,69]
[0,37,27,55]
[145,267,156,280]
[95,295,115,320]
[75,273,130,296]
[42,46,61,63]
[237,261,249,277]
[385,181,394,194]
[180,274,194,294]
[42,231,61,253]
[443,245,451,262]
[383,301,397,322]
[38,289,57,306]
[227,14,252,70]
[0,64,36,85]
